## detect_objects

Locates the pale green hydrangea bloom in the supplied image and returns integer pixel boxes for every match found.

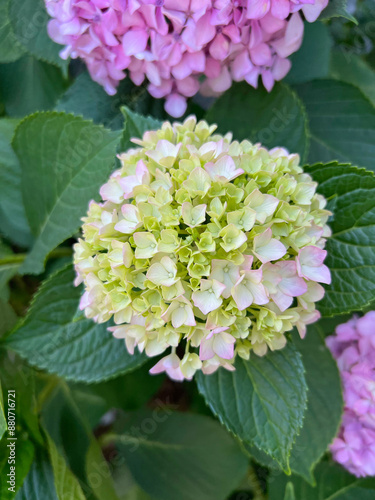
[74,116,331,381]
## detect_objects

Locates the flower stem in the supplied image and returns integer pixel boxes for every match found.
[0,247,73,267]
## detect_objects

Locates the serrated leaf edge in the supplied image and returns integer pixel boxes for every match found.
[304,161,375,317]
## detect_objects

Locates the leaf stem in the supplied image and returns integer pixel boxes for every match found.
[0,247,73,266]
[36,375,60,410]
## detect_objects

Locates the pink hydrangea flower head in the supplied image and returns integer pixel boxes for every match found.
[327,311,375,477]
[74,117,331,380]
[45,0,329,116]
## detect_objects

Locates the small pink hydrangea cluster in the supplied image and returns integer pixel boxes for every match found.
[45,0,328,117]
[327,311,375,477]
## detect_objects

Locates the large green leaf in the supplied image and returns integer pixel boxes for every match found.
[288,326,343,483]
[305,162,375,316]
[205,82,309,161]
[0,0,25,63]
[241,325,343,482]
[5,265,147,382]
[12,112,120,275]
[330,51,375,106]
[285,22,332,85]
[0,57,67,117]
[268,461,375,500]
[113,411,248,500]
[295,79,375,171]
[46,432,86,500]
[196,343,307,470]
[8,0,69,73]
[0,118,32,247]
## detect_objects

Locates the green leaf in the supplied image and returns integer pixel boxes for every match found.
[12,112,120,275]
[240,325,343,481]
[15,449,59,500]
[0,0,25,63]
[0,118,33,247]
[319,0,357,22]
[42,381,120,499]
[85,439,120,500]
[0,242,20,301]
[8,0,69,73]
[0,57,67,117]
[196,343,307,471]
[66,389,108,431]
[205,82,309,161]
[305,162,375,316]
[123,487,153,500]
[294,79,375,171]
[45,432,86,500]
[55,71,125,130]
[113,411,248,500]
[111,460,154,500]
[0,261,19,301]
[330,51,375,107]
[70,360,165,420]
[284,483,295,500]
[55,73,161,131]
[268,461,375,500]
[288,326,343,483]
[0,351,44,445]
[5,265,147,382]
[0,299,17,338]
[316,314,354,337]
[120,106,163,152]
[0,437,34,499]
[42,383,94,489]
[285,22,332,85]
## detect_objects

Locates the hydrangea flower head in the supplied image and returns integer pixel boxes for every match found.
[45,0,329,117]
[327,311,375,477]
[74,116,331,380]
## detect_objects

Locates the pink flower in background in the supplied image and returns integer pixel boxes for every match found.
[45,0,328,116]
[327,311,375,477]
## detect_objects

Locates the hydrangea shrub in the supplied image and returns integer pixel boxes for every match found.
[74,116,331,380]
[2,2,375,496]
[45,0,328,116]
